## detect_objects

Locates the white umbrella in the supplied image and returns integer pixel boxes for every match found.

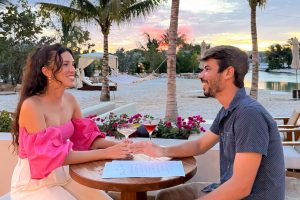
[199,40,207,69]
[291,37,300,89]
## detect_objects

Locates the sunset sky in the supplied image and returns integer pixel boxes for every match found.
[38,0,300,52]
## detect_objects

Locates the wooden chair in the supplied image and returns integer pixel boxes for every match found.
[274,109,300,141]
[78,77,117,91]
[274,109,300,125]
[279,128,300,178]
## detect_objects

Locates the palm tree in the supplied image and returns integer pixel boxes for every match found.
[140,33,161,51]
[39,0,165,101]
[139,33,165,72]
[248,0,266,99]
[39,6,78,47]
[160,29,186,48]
[165,0,179,121]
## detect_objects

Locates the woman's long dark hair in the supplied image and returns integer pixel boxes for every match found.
[12,44,73,151]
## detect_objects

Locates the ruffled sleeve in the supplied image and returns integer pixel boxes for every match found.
[19,127,73,179]
[71,118,106,151]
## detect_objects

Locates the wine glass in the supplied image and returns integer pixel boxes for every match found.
[117,123,137,140]
[142,118,159,140]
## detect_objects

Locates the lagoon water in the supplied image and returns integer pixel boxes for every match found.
[245,70,299,92]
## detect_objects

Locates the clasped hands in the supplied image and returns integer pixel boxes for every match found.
[107,140,163,160]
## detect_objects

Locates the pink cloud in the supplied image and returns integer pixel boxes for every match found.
[138,25,165,38]
[138,25,193,42]
[178,26,193,41]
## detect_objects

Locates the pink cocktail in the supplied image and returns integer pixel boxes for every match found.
[143,119,159,140]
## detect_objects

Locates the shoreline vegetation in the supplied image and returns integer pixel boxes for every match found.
[0,67,299,92]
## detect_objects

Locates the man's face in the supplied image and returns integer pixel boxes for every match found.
[198,58,224,97]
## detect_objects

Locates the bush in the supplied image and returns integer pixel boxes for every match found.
[0,110,13,132]
[89,113,206,140]
[154,116,206,139]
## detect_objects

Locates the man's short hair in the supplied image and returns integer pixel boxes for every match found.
[200,45,249,88]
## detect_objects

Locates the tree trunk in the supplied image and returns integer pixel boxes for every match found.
[61,19,69,46]
[249,5,259,100]
[165,0,179,121]
[100,32,110,101]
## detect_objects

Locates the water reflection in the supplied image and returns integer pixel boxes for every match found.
[265,82,300,92]
[245,70,299,92]
[244,80,300,92]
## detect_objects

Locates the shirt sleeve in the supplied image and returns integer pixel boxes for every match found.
[234,107,269,155]
[210,109,222,135]
[19,127,73,179]
[71,118,106,151]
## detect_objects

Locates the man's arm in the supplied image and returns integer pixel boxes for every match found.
[163,130,219,157]
[132,130,219,157]
[199,152,262,200]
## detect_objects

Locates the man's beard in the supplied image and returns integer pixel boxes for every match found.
[202,77,221,98]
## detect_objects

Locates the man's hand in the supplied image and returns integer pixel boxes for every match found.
[130,141,164,157]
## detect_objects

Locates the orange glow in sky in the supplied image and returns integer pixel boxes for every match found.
[69,0,300,53]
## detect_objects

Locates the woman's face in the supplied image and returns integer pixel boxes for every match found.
[53,51,75,88]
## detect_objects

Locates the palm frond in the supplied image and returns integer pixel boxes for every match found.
[70,0,99,17]
[38,2,87,21]
[37,3,80,21]
[257,0,267,7]
[117,0,165,23]
[248,0,267,9]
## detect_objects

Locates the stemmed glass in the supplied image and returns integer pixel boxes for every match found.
[142,118,159,140]
[117,123,137,140]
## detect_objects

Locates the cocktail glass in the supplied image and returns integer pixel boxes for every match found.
[117,123,137,140]
[142,118,159,140]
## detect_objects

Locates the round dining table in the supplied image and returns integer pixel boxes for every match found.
[69,156,197,200]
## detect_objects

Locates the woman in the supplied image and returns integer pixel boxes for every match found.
[10,44,131,199]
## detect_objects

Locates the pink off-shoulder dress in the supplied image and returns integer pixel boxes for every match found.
[10,118,112,200]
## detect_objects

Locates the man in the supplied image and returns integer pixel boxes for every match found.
[131,45,285,200]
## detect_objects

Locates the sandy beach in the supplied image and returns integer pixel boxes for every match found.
[0,78,299,122]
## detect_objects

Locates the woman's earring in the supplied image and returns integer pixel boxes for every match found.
[48,76,52,85]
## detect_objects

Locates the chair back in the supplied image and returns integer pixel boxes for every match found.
[287,109,300,125]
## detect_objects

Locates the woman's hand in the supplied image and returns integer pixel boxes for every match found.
[104,140,133,160]
[130,141,164,157]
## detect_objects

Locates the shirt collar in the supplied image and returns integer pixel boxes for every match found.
[223,88,246,115]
